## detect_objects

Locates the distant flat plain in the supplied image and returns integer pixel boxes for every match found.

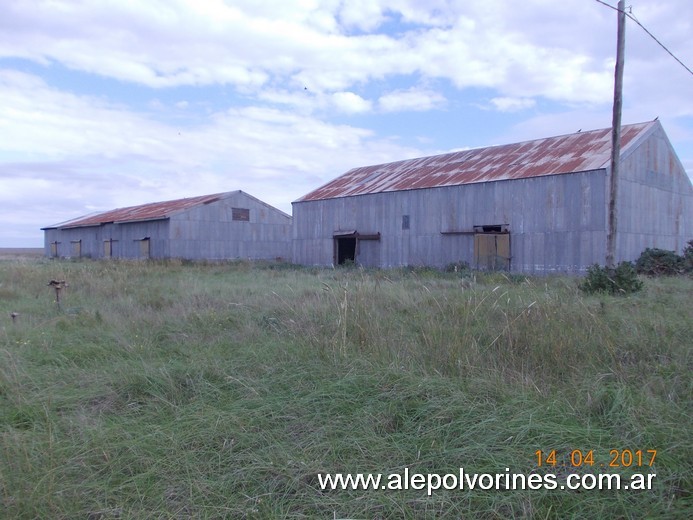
[0,248,43,259]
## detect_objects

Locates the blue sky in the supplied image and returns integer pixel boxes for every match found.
[1,0,692,247]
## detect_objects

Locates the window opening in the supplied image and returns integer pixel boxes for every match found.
[232,208,250,221]
[473,224,509,233]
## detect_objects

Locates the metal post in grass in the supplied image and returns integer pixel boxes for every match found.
[48,280,68,310]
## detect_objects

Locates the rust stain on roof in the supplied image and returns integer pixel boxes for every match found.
[298,122,656,202]
[55,192,226,229]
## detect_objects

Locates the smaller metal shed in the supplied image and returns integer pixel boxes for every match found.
[42,190,292,261]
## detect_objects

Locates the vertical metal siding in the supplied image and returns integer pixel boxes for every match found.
[45,191,292,261]
[293,169,610,273]
[615,126,693,259]
[168,191,292,260]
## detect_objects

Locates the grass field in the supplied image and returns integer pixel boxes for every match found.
[0,258,690,519]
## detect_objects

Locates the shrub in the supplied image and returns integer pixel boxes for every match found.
[635,248,685,276]
[685,240,693,272]
[579,261,643,295]
[580,264,611,294]
[612,261,644,293]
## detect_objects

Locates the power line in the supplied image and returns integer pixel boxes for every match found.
[594,0,693,76]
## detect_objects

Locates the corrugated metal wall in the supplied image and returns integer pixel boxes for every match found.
[44,220,171,259]
[44,226,102,259]
[105,221,170,258]
[293,169,608,273]
[168,192,292,260]
[615,125,693,260]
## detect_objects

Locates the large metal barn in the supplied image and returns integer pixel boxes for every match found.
[293,121,692,273]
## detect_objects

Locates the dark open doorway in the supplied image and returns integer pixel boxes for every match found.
[333,230,380,266]
[335,237,357,265]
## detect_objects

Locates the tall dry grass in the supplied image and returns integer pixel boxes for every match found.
[0,258,690,518]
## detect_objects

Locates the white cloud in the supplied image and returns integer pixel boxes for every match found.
[3,0,688,106]
[0,72,424,245]
[490,97,536,113]
[0,70,177,160]
[331,91,372,113]
[379,88,446,112]
[338,0,387,32]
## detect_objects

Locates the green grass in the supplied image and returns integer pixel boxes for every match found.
[0,259,690,519]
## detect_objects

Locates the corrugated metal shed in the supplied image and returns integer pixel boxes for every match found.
[293,120,692,272]
[43,190,293,261]
[299,122,655,201]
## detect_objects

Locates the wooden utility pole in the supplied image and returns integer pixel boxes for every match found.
[606,0,626,268]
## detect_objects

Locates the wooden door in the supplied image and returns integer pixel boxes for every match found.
[139,238,150,259]
[474,233,510,270]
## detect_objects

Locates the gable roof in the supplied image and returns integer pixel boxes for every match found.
[297,121,658,202]
[43,190,288,230]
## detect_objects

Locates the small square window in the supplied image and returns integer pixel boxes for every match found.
[232,208,250,221]
[402,215,410,230]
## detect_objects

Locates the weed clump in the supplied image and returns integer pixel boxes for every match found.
[444,260,471,274]
[579,261,643,295]
[635,247,687,276]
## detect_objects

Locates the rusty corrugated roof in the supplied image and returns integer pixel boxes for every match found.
[52,192,226,229]
[297,121,656,202]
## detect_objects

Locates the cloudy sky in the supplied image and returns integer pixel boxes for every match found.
[1,0,691,247]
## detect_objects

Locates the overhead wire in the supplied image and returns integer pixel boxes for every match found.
[594,0,693,76]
